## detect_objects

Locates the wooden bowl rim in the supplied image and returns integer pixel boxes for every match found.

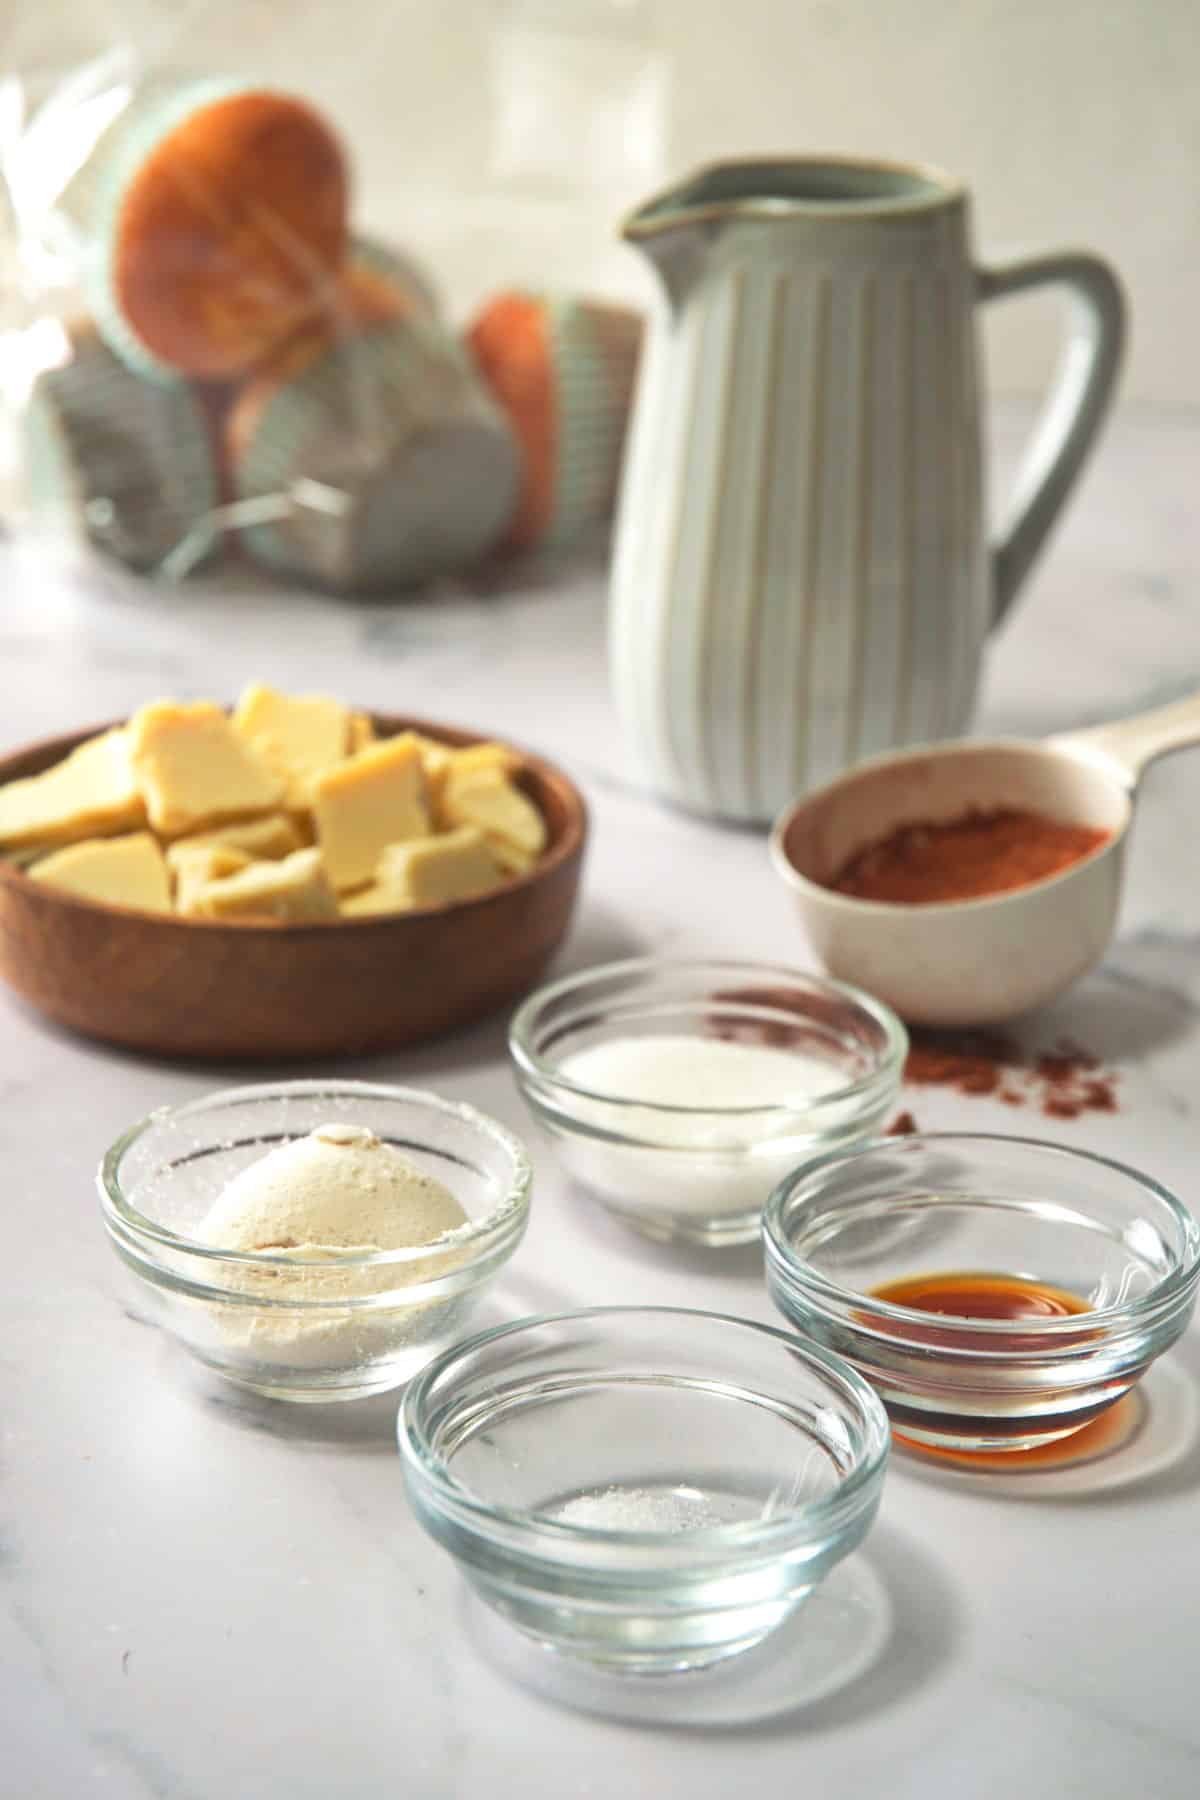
[0,710,587,935]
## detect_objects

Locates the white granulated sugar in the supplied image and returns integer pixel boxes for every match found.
[560,1035,842,1125]
[553,1034,851,1221]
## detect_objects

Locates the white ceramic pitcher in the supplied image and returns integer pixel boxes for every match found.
[609,157,1126,823]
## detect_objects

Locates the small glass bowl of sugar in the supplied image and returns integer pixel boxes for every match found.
[509,958,906,1246]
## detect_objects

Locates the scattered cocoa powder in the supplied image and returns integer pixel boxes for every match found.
[707,985,838,1052]
[705,990,1120,1122]
[903,1030,1118,1119]
[903,1031,1022,1098]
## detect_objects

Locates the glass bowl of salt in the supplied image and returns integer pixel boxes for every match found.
[397,1306,889,1672]
[509,958,906,1246]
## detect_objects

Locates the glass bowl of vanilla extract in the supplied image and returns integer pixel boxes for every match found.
[763,1133,1200,1460]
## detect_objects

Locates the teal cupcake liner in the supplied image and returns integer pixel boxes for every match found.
[83,75,285,384]
[351,234,440,321]
[55,70,216,244]
[467,291,642,551]
[231,316,519,593]
[22,326,220,574]
[538,296,642,548]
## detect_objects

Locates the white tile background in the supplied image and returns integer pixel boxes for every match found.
[3,0,1196,409]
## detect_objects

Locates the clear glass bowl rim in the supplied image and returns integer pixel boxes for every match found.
[508,956,908,1120]
[763,1129,1200,1341]
[97,1078,532,1273]
[397,1303,891,1551]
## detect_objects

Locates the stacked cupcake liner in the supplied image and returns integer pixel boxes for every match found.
[55,71,217,240]
[23,327,220,573]
[83,75,257,384]
[231,316,518,593]
[24,68,643,589]
[468,291,643,553]
[547,297,643,547]
[352,235,440,322]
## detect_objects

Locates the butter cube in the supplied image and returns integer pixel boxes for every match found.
[488,837,539,877]
[347,711,377,753]
[29,830,170,913]
[447,742,521,782]
[339,883,413,918]
[441,767,546,858]
[344,826,506,914]
[312,737,430,892]
[425,742,520,823]
[390,731,454,804]
[167,842,252,910]
[168,813,304,861]
[232,684,351,808]
[184,848,338,922]
[0,729,146,849]
[378,826,507,905]
[129,701,283,835]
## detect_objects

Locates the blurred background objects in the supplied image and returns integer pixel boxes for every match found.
[3,0,1193,406]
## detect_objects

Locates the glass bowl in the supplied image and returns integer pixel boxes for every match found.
[98,1080,531,1403]
[508,958,906,1246]
[397,1306,889,1672]
[763,1133,1200,1456]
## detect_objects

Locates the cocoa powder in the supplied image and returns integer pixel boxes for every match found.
[886,1111,920,1136]
[904,1030,1118,1118]
[830,808,1110,904]
[705,988,1119,1122]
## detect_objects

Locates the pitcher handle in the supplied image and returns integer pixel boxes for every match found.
[977,250,1126,626]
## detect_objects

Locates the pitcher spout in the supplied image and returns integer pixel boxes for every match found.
[621,162,783,309]
[622,155,964,309]
[620,171,725,312]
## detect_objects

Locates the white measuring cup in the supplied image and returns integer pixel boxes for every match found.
[770,692,1200,1027]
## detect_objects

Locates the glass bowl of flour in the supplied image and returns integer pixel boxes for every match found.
[509,959,906,1246]
[99,1080,531,1401]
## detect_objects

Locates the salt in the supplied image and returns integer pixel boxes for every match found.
[549,1483,740,1533]
[551,1033,855,1231]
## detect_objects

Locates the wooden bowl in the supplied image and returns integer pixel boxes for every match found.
[0,713,587,1061]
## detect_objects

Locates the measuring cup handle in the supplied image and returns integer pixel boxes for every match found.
[977,251,1126,626]
[1051,690,1200,788]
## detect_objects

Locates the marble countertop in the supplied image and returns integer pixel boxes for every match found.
[3,404,1199,1798]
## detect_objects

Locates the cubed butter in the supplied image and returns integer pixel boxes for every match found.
[29,830,170,913]
[232,683,351,808]
[339,883,412,918]
[388,731,454,803]
[441,767,546,858]
[312,737,430,892]
[487,837,539,877]
[0,729,146,849]
[447,742,521,782]
[6,844,53,869]
[169,813,304,861]
[345,826,506,913]
[167,842,252,910]
[184,848,338,922]
[129,701,283,835]
[426,742,519,823]
[347,711,376,753]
